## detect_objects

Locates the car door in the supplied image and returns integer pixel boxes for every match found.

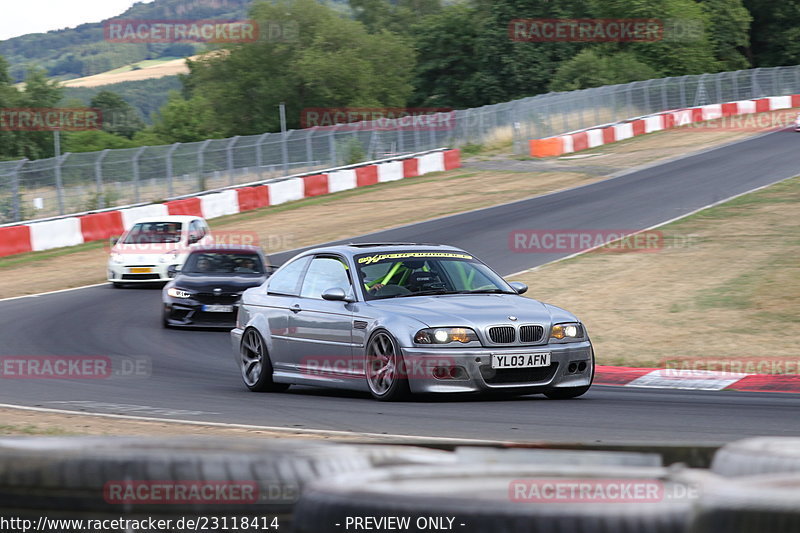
[249,255,312,374]
[289,255,356,379]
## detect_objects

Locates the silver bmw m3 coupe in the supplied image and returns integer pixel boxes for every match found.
[231,243,594,401]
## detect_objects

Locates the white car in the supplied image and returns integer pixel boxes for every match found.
[107,215,212,287]
[795,113,800,132]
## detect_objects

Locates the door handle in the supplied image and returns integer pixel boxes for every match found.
[290,304,302,313]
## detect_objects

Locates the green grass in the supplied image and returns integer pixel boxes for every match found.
[0,424,73,436]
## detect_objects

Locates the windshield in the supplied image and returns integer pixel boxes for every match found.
[183,252,264,275]
[355,251,513,300]
[122,222,183,244]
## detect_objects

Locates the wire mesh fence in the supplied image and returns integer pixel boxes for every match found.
[2,65,800,224]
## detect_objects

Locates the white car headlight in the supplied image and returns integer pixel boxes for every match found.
[550,322,584,341]
[159,253,178,264]
[414,327,479,344]
[110,253,125,264]
[167,288,192,299]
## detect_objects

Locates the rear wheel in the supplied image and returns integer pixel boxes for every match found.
[240,328,289,392]
[366,331,410,401]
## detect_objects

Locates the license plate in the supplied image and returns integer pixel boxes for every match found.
[203,305,234,313]
[129,267,152,274]
[492,352,550,369]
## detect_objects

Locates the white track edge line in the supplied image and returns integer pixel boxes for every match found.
[506,171,798,277]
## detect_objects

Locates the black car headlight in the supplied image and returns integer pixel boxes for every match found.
[549,322,585,342]
[167,288,193,299]
[414,327,479,344]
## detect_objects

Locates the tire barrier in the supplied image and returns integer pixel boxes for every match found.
[689,472,800,533]
[0,436,453,531]
[711,437,800,477]
[294,463,707,533]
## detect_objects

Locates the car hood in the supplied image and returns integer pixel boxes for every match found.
[171,274,267,292]
[366,294,577,327]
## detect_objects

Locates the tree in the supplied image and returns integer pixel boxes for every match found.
[178,0,416,135]
[148,91,224,143]
[409,4,485,108]
[90,90,145,139]
[350,0,442,35]
[700,0,751,70]
[549,49,660,91]
[743,0,800,66]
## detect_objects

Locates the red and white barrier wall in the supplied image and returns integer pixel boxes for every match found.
[0,149,461,258]
[530,95,800,157]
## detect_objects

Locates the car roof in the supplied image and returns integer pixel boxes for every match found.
[298,242,467,258]
[129,215,201,224]
[188,244,264,255]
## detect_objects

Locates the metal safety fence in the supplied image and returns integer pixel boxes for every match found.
[2,65,800,223]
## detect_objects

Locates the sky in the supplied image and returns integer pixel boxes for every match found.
[0,0,156,40]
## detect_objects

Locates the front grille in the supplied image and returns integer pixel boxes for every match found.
[194,293,241,305]
[121,274,161,280]
[488,326,516,344]
[519,325,545,343]
[480,363,559,385]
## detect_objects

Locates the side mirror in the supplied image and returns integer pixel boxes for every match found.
[167,264,182,277]
[110,236,119,245]
[321,287,351,302]
[508,281,528,295]
[188,235,200,244]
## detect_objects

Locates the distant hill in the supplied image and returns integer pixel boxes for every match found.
[64,76,183,124]
[0,0,253,82]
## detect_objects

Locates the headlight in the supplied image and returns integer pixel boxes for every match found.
[167,288,192,299]
[110,253,124,264]
[550,322,584,341]
[159,253,178,264]
[414,327,479,344]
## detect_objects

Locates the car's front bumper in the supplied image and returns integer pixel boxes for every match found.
[164,301,238,328]
[108,262,175,283]
[399,341,593,394]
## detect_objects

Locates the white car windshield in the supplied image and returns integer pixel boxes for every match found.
[122,222,183,244]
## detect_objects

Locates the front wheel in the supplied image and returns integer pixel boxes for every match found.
[365,331,410,401]
[240,328,289,393]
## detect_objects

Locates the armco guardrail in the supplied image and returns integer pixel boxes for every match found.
[2,66,800,223]
[529,94,800,157]
[0,148,460,258]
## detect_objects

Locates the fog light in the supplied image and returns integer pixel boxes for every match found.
[568,362,578,373]
[578,361,587,372]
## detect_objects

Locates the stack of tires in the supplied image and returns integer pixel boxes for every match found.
[1,436,799,532]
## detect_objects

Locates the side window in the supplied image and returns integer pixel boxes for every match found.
[188,220,200,242]
[300,257,352,299]
[267,256,312,296]
[194,220,207,238]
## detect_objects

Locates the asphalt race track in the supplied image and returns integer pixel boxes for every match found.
[1,129,799,444]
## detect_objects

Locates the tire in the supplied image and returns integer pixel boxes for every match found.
[365,330,410,401]
[240,328,289,392]
[162,307,172,328]
[294,463,703,533]
[111,282,124,288]
[0,436,450,527]
[545,347,595,400]
[690,472,800,533]
[711,437,800,477]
